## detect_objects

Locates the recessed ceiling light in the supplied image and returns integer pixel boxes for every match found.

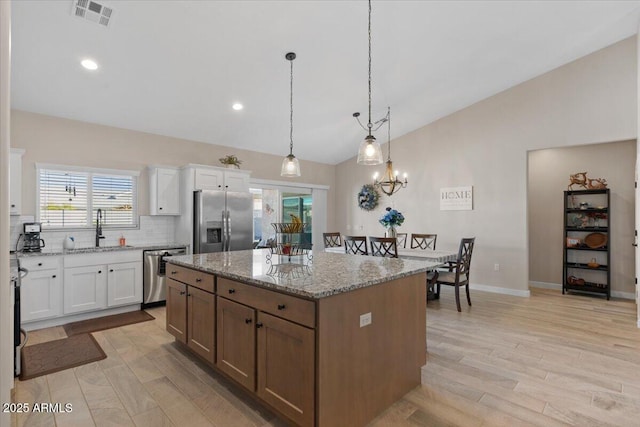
[232,103,243,111]
[81,59,98,70]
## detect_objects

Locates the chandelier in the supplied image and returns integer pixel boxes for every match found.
[373,107,407,196]
[354,0,383,165]
[281,52,301,177]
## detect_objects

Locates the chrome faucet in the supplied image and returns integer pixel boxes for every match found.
[95,208,105,247]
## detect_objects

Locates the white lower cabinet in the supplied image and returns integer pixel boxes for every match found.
[64,265,108,314]
[107,261,142,307]
[20,256,63,322]
[63,250,143,315]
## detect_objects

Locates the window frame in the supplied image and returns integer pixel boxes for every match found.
[36,163,140,230]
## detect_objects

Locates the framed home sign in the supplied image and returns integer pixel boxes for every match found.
[440,186,473,211]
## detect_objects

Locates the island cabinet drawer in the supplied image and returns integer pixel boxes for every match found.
[218,278,315,328]
[166,264,214,293]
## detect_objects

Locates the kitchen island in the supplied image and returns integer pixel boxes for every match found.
[165,249,439,427]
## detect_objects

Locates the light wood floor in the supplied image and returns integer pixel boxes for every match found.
[12,288,640,427]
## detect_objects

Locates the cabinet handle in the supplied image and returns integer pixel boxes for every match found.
[277,304,286,310]
[228,289,235,294]
[187,293,192,297]
[171,271,177,275]
[218,185,222,188]
[52,275,56,278]
[38,263,43,266]
[256,322,263,329]
[225,185,228,188]
[159,207,163,210]
[98,270,102,274]
[179,291,186,295]
[11,204,15,208]
[196,278,202,282]
[245,318,252,324]
[109,269,114,272]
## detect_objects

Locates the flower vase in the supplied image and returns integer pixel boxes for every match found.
[385,226,397,239]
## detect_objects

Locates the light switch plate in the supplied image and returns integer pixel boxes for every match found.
[360,312,372,327]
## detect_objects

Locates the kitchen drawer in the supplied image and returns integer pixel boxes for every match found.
[166,263,214,293]
[20,256,62,272]
[218,278,315,328]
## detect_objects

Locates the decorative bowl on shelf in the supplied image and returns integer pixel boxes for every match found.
[584,232,607,249]
[587,261,600,268]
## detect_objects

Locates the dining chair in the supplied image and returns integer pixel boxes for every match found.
[344,236,368,255]
[396,233,407,249]
[323,232,342,248]
[435,237,475,312]
[369,237,398,258]
[410,233,437,250]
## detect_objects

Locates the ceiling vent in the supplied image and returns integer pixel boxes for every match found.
[71,0,113,27]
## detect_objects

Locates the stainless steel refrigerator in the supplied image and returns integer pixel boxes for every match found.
[193,190,253,253]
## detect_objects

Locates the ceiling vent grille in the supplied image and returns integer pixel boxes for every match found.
[71,0,113,27]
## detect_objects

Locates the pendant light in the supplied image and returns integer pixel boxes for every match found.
[281,52,301,177]
[355,0,383,165]
[373,107,408,196]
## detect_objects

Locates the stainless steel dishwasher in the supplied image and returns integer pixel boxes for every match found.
[142,246,187,308]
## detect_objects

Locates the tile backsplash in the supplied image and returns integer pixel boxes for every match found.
[10,215,177,252]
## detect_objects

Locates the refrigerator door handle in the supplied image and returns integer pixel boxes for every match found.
[226,210,231,251]
[222,210,227,251]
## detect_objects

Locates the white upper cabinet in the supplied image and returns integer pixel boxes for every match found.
[10,148,24,215]
[149,166,180,215]
[223,170,251,192]
[194,168,224,191]
[192,166,250,193]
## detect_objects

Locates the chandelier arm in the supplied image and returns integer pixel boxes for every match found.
[354,114,369,132]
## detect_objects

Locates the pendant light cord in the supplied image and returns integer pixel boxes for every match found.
[367,0,372,135]
[290,57,294,156]
[387,107,391,161]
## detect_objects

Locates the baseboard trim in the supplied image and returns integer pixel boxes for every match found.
[529,281,561,290]
[22,304,141,331]
[529,281,635,300]
[469,283,530,298]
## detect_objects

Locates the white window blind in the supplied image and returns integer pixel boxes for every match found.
[38,166,138,229]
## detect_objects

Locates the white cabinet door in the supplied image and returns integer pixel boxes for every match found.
[64,265,108,314]
[21,269,62,322]
[150,167,180,215]
[10,149,24,215]
[223,170,250,192]
[107,261,142,307]
[195,168,224,191]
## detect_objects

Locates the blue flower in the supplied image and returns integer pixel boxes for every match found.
[379,207,405,228]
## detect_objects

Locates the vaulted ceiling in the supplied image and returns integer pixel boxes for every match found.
[11,1,640,164]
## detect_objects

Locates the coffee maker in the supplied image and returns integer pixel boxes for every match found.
[22,222,45,253]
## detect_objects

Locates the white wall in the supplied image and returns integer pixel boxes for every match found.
[10,110,337,229]
[528,141,636,296]
[334,36,637,295]
[0,1,12,424]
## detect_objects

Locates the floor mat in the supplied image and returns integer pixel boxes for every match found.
[63,310,155,336]
[20,334,106,380]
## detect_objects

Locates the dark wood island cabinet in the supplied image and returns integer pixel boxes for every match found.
[165,249,438,427]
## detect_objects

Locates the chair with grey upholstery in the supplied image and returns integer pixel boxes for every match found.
[369,237,398,258]
[344,236,368,255]
[323,232,342,248]
[410,233,437,250]
[435,237,475,312]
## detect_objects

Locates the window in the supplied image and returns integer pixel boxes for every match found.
[37,165,138,229]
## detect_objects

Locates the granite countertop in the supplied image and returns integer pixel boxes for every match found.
[16,243,187,257]
[167,249,440,299]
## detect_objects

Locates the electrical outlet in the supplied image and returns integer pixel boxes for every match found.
[494,263,500,271]
[359,312,372,327]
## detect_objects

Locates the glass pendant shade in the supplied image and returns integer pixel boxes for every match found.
[281,154,301,177]
[357,134,383,165]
